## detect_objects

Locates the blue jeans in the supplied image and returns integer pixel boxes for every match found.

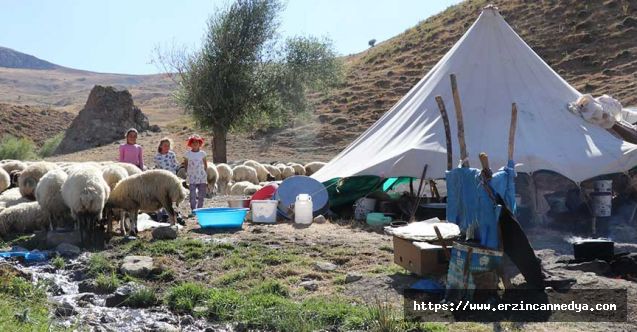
[190,183,207,211]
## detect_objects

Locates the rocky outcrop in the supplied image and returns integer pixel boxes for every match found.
[55,85,152,154]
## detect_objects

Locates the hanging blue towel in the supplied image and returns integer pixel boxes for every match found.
[446,160,517,249]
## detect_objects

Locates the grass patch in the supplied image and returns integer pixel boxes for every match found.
[87,253,115,277]
[0,275,60,331]
[125,287,159,308]
[0,135,37,160]
[165,282,211,313]
[51,256,65,270]
[95,273,120,293]
[38,132,64,157]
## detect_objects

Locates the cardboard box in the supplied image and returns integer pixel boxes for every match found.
[393,236,449,276]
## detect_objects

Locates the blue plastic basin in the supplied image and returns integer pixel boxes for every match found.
[194,207,249,229]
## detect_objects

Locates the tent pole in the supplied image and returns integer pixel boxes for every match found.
[435,95,453,171]
[509,103,518,161]
[529,173,541,224]
[450,74,469,168]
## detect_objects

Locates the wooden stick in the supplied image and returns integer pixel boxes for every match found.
[410,164,428,222]
[433,225,451,260]
[450,74,469,167]
[509,103,518,161]
[435,96,453,170]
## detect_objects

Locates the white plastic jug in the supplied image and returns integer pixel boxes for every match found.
[294,194,313,224]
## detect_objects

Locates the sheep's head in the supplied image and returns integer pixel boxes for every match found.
[9,170,20,188]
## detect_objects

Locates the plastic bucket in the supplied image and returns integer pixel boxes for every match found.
[591,192,612,217]
[354,197,376,220]
[251,200,279,223]
[593,180,612,193]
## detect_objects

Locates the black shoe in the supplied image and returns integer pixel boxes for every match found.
[177,216,186,226]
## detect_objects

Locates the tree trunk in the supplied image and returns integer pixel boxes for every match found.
[212,129,228,164]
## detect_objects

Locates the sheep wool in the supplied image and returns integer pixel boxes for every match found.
[206,164,219,195]
[0,167,9,193]
[288,163,306,176]
[107,169,187,235]
[62,166,110,240]
[215,163,233,195]
[263,164,282,181]
[230,181,261,196]
[232,165,259,185]
[304,162,326,176]
[0,160,27,176]
[116,162,143,176]
[0,187,30,212]
[35,169,71,231]
[0,202,46,238]
[19,161,58,200]
[243,160,271,183]
[102,165,129,191]
[281,166,295,179]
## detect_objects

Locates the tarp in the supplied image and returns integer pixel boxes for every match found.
[312,6,637,184]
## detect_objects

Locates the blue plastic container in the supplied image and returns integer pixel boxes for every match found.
[194,207,249,229]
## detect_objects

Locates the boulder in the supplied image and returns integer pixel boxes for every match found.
[105,282,142,307]
[55,243,81,257]
[121,256,155,278]
[53,300,77,317]
[55,85,152,154]
[300,280,319,291]
[314,261,338,272]
[152,226,178,240]
[345,273,363,283]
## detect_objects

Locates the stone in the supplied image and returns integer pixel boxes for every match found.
[105,282,142,307]
[55,85,152,154]
[193,306,208,315]
[149,124,161,132]
[152,226,178,240]
[313,215,327,224]
[344,273,363,283]
[121,256,154,278]
[314,261,338,272]
[565,259,611,275]
[76,293,96,307]
[300,280,319,291]
[145,322,179,332]
[53,300,77,317]
[56,243,81,257]
[180,315,195,326]
[45,230,81,248]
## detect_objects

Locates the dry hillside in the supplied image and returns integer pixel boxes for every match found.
[263,0,637,158]
[2,0,637,162]
[0,104,74,145]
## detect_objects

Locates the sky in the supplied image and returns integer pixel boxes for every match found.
[1,0,462,75]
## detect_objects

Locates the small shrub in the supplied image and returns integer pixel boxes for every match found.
[51,256,65,270]
[95,273,120,293]
[87,253,115,277]
[38,132,64,157]
[0,135,37,160]
[153,268,175,281]
[165,282,210,313]
[206,288,242,321]
[125,287,159,308]
[251,279,289,298]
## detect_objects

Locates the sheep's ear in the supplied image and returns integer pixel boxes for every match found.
[181,181,189,189]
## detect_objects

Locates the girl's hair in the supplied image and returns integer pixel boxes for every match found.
[187,135,204,148]
[157,137,173,153]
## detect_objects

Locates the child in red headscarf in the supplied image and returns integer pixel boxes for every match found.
[184,135,208,216]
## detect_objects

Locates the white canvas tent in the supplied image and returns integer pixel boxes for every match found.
[312,6,637,184]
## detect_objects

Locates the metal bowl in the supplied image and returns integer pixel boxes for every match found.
[228,199,251,208]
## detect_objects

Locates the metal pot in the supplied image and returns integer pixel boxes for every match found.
[228,199,251,208]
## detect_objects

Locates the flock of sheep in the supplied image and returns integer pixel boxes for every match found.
[0,159,325,247]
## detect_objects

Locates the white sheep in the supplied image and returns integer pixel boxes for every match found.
[232,165,259,184]
[0,202,46,238]
[216,163,233,195]
[106,169,187,236]
[102,164,129,191]
[62,166,111,246]
[35,169,70,231]
[0,188,30,212]
[288,163,306,176]
[116,162,143,176]
[206,164,219,196]
[304,162,326,176]
[229,181,262,196]
[18,162,58,200]
[263,164,282,181]
[281,166,295,179]
[0,168,9,194]
[1,160,27,179]
[244,160,272,182]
